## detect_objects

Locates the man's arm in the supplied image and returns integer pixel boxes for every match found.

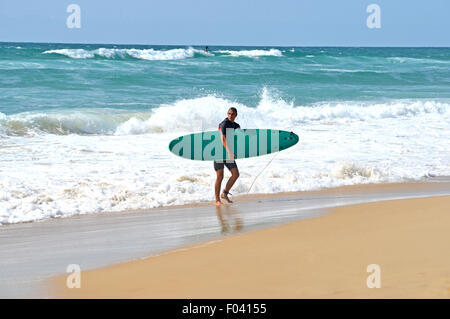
[219,129,234,161]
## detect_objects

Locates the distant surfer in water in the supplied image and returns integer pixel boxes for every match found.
[205,46,209,53]
[214,107,240,206]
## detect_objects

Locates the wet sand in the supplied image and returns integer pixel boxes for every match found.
[50,192,450,298]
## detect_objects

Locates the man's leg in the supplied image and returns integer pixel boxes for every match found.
[215,169,224,205]
[221,167,239,203]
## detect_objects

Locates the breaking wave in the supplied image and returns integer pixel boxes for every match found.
[42,47,284,60]
[43,47,212,60]
[1,90,448,137]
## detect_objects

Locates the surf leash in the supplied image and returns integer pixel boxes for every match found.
[246,150,281,194]
[246,129,298,194]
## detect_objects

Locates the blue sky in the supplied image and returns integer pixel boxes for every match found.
[1,0,449,46]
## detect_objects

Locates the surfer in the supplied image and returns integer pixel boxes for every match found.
[214,107,240,206]
[205,46,209,53]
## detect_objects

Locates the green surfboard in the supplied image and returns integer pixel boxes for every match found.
[168,129,299,161]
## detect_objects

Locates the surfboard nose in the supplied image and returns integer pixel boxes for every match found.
[284,131,297,141]
[281,131,299,147]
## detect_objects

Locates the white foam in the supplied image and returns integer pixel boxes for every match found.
[115,96,243,135]
[216,49,282,58]
[388,57,449,64]
[320,68,385,73]
[329,163,384,181]
[119,48,196,60]
[0,109,150,136]
[43,49,94,59]
[114,91,449,134]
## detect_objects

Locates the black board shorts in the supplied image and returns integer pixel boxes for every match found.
[214,160,238,172]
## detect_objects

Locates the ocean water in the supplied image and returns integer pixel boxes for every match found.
[0,43,449,225]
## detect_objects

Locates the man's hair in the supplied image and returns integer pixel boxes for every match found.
[229,107,237,115]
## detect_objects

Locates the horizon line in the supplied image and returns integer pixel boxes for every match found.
[1,41,450,48]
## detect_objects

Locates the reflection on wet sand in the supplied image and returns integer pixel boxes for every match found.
[215,205,243,234]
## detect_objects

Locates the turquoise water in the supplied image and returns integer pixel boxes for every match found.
[1,43,449,120]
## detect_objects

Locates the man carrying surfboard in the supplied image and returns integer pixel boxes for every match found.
[215,107,240,206]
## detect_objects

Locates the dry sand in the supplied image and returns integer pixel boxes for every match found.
[50,195,450,298]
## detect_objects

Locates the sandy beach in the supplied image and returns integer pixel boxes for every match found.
[49,189,450,298]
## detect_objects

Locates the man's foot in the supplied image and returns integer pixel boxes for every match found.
[221,190,233,203]
[215,200,223,206]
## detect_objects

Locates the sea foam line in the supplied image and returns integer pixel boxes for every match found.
[42,47,284,60]
[216,48,282,57]
[43,47,212,60]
